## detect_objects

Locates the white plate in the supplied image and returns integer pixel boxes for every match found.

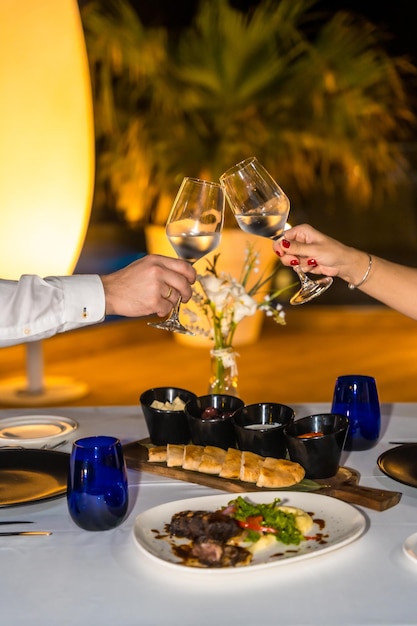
[0,415,78,448]
[403,532,417,563]
[132,491,366,573]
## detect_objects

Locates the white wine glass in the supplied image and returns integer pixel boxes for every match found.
[220,157,333,305]
[148,177,225,334]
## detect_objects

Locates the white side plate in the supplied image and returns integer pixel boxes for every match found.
[0,415,78,447]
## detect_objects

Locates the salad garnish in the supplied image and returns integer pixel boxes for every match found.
[222,496,304,545]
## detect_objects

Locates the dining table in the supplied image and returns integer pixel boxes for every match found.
[0,401,416,626]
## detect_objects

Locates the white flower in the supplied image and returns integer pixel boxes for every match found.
[200,272,258,324]
[231,289,257,323]
[184,245,291,347]
[199,274,231,310]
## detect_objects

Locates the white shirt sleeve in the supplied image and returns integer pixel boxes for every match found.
[0,274,106,347]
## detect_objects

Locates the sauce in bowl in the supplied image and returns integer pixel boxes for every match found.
[297,432,325,439]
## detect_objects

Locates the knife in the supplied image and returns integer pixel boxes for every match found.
[0,521,34,525]
[0,531,52,536]
[388,441,417,445]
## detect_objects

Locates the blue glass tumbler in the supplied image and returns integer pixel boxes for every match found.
[67,436,128,531]
[331,375,381,450]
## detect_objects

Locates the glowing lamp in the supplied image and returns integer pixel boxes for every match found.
[0,0,95,405]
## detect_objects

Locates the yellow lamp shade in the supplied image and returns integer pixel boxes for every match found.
[0,0,94,278]
[0,0,94,406]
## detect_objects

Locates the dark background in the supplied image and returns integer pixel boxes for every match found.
[76,0,417,307]
[126,0,416,62]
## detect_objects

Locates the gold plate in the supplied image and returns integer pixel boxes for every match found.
[378,444,417,488]
[0,449,69,507]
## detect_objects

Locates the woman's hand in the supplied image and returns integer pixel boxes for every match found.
[273,224,367,285]
[271,223,417,321]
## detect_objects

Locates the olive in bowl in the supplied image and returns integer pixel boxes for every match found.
[140,387,197,445]
[184,394,244,449]
[232,402,295,459]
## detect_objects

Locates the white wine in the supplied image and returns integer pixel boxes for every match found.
[168,231,221,263]
[234,198,289,239]
[235,214,286,239]
[148,176,224,334]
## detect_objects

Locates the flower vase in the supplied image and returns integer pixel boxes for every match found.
[208,348,239,396]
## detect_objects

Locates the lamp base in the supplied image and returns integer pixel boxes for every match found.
[0,376,88,406]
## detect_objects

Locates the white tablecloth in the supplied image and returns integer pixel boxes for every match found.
[0,403,416,626]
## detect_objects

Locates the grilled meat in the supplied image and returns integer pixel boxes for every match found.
[168,509,251,567]
[190,538,251,567]
[168,509,239,543]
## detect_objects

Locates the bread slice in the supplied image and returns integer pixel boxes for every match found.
[198,445,227,475]
[148,443,305,490]
[182,444,204,471]
[148,446,167,463]
[240,450,264,484]
[219,448,242,479]
[256,457,305,488]
[166,444,185,467]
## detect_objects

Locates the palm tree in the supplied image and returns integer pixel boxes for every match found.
[81,0,416,229]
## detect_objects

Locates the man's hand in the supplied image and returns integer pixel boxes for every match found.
[101,254,196,318]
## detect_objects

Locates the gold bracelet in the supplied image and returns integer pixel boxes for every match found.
[347,254,373,290]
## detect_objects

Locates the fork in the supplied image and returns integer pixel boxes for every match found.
[0,521,52,536]
[0,440,68,451]
[41,440,68,450]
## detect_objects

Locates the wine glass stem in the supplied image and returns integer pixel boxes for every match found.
[293,264,314,286]
[166,296,182,323]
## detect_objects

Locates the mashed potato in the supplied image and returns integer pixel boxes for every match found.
[277,506,314,535]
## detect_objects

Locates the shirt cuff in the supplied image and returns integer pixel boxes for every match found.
[47,274,105,325]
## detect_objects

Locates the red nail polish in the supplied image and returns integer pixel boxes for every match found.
[290,259,300,266]
[282,239,290,249]
[275,250,282,257]
[307,258,318,266]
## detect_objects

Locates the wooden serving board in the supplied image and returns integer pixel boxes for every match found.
[123,440,402,512]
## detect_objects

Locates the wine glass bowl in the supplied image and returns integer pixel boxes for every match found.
[148,177,225,334]
[220,157,333,304]
[219,157,290,240]
[166,221,221,264]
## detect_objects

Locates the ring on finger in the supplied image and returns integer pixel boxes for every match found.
[164,286,173,299]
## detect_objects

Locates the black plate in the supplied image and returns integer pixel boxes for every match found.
[0,449,69,507]
[377,444,417,488]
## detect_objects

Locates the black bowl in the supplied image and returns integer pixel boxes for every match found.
[140,387,197,445]
[284,413,349,478]
[232,402,295,459]
[184,394,244,449]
